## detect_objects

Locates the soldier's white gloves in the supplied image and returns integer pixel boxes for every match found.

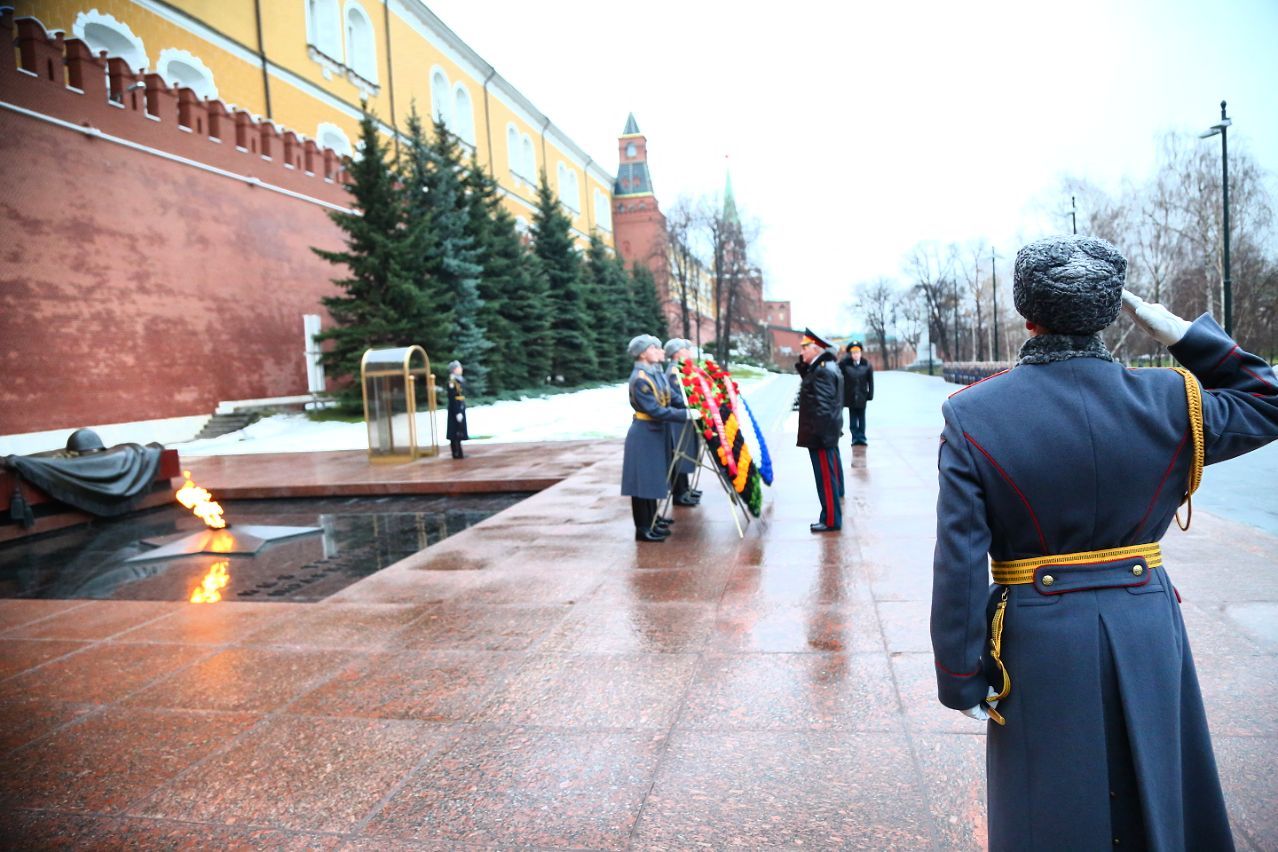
[687,409,703,421]
[455,413,463,423]
[961,687,1000,722]
[1122,289,1191,346]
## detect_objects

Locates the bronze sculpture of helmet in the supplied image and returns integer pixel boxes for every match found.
[66,428,106,454]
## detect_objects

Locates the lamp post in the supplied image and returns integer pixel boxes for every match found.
[1069,196,1077,235]
[1199,100,1232,335]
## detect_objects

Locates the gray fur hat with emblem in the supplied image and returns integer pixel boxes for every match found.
[627,334,661,359]
[664,338,690,359]
[1013,235,1127,335]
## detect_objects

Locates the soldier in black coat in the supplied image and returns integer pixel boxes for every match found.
[446,360,467,459]
[796,328,844,532]
[664,338,702,507]
[838,340,874,445]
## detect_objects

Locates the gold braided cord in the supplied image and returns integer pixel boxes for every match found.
[1172,367,1205,530]
[986,588,1010,726]
[990,543,1162,585]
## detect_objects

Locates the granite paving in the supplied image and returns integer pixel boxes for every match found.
[1,372,1275,850]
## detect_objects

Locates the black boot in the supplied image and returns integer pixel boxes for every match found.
[636,527,668,542]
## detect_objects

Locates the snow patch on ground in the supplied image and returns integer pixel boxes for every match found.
[177,373,780,456]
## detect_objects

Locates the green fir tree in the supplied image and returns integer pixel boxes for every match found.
[312,109,434,407]
[532,173,597,384]
[629,262,669,344]
[464,157,551,391]
[404,108,491,393]
[584,235,636,378]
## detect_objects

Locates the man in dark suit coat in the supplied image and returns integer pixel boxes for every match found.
[931,234,1278,850]
[838,341,874,445]
[621,335,702,542]
[796,328,844,532]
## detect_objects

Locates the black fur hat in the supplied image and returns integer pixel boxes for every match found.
[1013,235,1127,334]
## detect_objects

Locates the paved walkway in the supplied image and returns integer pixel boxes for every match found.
[1,372,1275,849]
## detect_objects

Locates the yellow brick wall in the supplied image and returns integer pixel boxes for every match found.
[13,1,614,247]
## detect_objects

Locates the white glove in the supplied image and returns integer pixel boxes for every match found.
[961,687,1000,722]
[687,409,703,421]
[455,413,463,423]
[1122,289,1191,346]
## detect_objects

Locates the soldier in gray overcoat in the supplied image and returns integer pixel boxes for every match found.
[664,338,702,507]
[931,235,1278,850]
[621,335,702,542]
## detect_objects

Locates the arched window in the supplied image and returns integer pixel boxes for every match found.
[521,136,536,180]
[316,122,353,159]
[431,69,452,127]
[73,11,149,73]
[452,84,475,146]
[556,162,580,213]
[156,48,218,100]
[594,188,612,231]
[307,0,342,60]
[343,1,377,82]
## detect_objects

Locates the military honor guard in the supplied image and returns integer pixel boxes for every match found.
[931,234,1278,850]
[795,328,845,532]
[621,335,702,542]
[446,360,468,459]
[664,338,703,507]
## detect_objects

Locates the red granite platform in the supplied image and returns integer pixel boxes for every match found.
[1,375,1274,850]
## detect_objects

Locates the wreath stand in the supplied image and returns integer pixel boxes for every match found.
[653,420,752,539]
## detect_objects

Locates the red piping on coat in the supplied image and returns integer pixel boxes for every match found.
[1131,428,1189,539]
[948,369,1010,398]
[1209,344,1239,375]
[935,659,981,678]
[963,432,1049,554]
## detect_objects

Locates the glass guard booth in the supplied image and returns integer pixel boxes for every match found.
[360,346,438,462]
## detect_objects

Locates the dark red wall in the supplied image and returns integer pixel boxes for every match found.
[0,15,348,434]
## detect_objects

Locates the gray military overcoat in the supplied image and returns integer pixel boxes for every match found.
[666,364,699,476]
[932,315,1278,850]
[621,364,688,500]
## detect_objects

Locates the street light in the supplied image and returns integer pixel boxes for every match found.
[1199,100,1232,335]
[1067,196,1077,235]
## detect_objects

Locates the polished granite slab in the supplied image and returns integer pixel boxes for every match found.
[1,386,1274,850]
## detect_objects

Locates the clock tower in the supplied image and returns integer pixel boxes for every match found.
[612,113,672,324]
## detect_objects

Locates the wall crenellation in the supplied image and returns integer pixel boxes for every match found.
[2,11,349,200]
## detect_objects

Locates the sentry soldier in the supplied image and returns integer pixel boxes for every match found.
[446,360,467,459]
[621,335,702,542]
[664,338,702,507]
[931,234,1278,850]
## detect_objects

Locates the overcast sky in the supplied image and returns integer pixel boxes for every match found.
[424,0,1278,332]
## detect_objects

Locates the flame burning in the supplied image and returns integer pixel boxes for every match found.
[176,470,226,529]
[190,559,230,603]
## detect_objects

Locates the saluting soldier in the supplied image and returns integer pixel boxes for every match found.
[931,235,1278,850]
[796,328,844,532]
[664,338,702,507]
[446,360,467,459]
[622,335,702,542]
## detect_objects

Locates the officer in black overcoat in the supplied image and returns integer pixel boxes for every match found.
[796,328,844,532]
[446,360,467,459]
[931,234,1278,850]
[621,335,702,542]
[838,340,874,445]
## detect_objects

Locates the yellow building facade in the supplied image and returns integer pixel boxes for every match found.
[17,0,614,244]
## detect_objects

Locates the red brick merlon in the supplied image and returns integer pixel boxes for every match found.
[1,11,351,210]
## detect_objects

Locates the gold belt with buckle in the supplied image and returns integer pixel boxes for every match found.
[990,543,1163,585]
[633,412,655,421]
[983,542,1163,726]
